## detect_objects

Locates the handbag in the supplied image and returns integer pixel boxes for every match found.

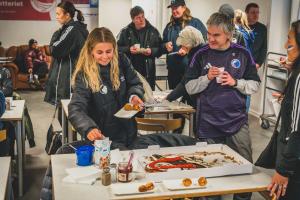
[255,112,281,169]
[45,105,62,155]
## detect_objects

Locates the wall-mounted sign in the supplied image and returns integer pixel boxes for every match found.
[0,0,93,20]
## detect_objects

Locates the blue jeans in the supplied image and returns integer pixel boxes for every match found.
[246,96,251,113]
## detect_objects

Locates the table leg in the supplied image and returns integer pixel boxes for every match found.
[67,117,73,144]
[62,110,66,144]
[22,117,25,166]
[16,121,23,196]
[189,113,194,137]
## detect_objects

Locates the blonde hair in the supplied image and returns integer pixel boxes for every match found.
[169,6,192,28]
[234,9,251,33]
[72,27,120,93]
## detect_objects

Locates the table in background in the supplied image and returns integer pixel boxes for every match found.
[61,97,195,144]
[51,153,272,200]
[1,100,25,197]
[0,157,11,200]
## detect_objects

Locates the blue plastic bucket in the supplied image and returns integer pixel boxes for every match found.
[76,145,94,166]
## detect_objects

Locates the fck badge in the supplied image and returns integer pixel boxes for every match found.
[100,85,108,94]
[231,59,241,69]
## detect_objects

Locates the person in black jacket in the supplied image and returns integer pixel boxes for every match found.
[0,67,13,97]
[117,6,162,90]
[267,20,300,200]
[45,1,89,105]
[68,27,144,149]
[245,3,267,69]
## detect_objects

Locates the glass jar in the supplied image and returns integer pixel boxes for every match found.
[109,163,117,183]
[117,162,133,183]
[101,167,111,186]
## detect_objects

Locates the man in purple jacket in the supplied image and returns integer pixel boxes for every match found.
[185,12,260,200]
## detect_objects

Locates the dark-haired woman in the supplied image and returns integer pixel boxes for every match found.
[267,20,300,199]
[45,1,89,105]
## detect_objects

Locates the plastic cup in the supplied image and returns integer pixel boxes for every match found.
[216,67,225,83]
[76,145,95,166]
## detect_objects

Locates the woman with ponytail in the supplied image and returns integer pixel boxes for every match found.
[68,27,144,149]
[45,1,89,106]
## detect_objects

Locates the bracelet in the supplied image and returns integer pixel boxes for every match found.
[233,79,238,87]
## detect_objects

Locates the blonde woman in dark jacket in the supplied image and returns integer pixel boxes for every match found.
[68,27,144,149]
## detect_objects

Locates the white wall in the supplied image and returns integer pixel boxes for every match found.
[98,0,131,37]
[291,0,299,21]
[0,5,98,48]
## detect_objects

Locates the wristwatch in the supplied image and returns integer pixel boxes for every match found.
[233,79,238,87]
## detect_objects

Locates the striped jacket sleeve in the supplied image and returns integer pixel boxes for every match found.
[276,73,300,177]
[291,73,300,134]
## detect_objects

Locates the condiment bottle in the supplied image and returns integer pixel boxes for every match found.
[101,167,111,186]
[110,163,117,183]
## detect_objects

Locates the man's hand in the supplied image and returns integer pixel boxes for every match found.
[28,69,33,74]
[267,171,289,199]
[130,45,139,54]
[207,67,220,80]
[143,48,151,56]
[220,71,236,86]
[87,128,105,141]
[165,42,173,52]
[256,63,260,69]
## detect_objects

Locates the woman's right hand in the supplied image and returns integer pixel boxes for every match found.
[87,128,104,141]
[165,42,173,52]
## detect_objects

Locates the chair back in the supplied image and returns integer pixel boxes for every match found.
[135,117,182,133]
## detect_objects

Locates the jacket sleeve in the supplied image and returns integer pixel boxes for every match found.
[0,68,13,97]
[68,74,98,138]
[161,25,169,54]
[185,54,211,95]
[50,26,77,58]
[167,78,187,101]
[234,52,261,95]
[0,91,5,117]
[276,73,300,177]
[121,55,144,100]
[149,29,163,58]
[191,18,207,42]
[117,29,130,54]
[256,25,268,66]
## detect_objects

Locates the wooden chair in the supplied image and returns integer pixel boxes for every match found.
[135,117,182,133]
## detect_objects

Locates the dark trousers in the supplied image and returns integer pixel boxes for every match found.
[33,62,49,79]
[168,68,184,89]
[279,169,300,200]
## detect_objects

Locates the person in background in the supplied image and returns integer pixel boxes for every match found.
[0,90,7,156]
[45,1,88,105]
[166,25,205,106]
[0,66,13,97]
[68,27,144,150]
[185,13,260,200]
[162,0,207,90]
[245,2,267,69]
[234,9,255,113]
[117,6,162,90]
[25,39,49,87]
[234,9,255,53]
[266,20,300,200]
[218,4,246,47]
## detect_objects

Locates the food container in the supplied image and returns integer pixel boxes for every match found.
[118,162,133,183]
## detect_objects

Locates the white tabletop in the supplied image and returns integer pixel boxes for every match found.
[52,153,271,200]
[0,157,11,200]
[1,100,25,121]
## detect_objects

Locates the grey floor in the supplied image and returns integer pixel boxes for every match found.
[15,90,274,200]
